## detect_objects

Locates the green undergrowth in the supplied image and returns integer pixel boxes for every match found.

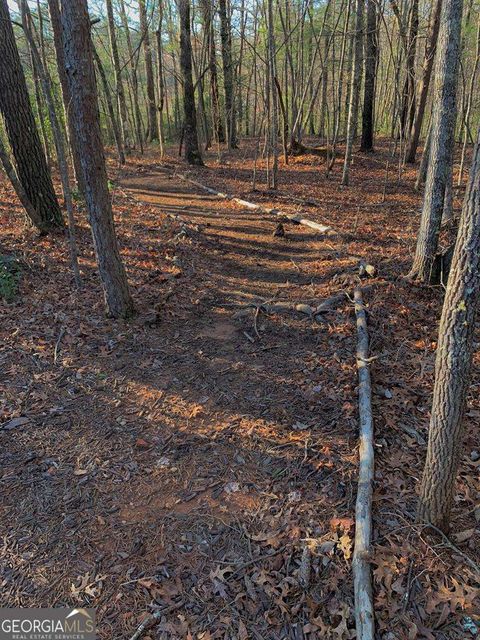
[0,254,21,302]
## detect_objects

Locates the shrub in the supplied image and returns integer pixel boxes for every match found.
[0,254,21,302]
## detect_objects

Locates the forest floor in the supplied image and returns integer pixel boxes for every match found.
[0,139,479,639]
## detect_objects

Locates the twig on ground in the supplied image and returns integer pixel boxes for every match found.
[423,523,480,576]
[53,327,65,364]
[129,600,185,640]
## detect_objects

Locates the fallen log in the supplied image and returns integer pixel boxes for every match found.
[175,172,336,236]
[353,287,375,640]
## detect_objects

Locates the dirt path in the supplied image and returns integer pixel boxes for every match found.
[113,169,360,637]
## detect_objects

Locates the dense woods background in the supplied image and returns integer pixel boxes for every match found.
[5,0,480,165]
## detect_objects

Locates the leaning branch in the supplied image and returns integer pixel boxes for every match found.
[353,287,375,640]
[175,172,336,236]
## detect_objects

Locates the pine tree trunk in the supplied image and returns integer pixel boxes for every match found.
[139,0,158,142]
[60,0,134,318]
[178,0,203,165]
[219,0,237,148]
[0,0,62,232]
[417,125,480,531]
[341,0,364,186]
[360,0,378,151]
[408,0,463,282]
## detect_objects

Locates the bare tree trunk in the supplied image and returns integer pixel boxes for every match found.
[417,125,480,531]
[92,45,126,166]
[139,0,158,142]
[47,0,85,196]
[318,27,329,139]
[458,16,480,184]
[0,0,62,232]
[360,0,378,151]
[405,0,442,163]
[267,0,278,188]
[155,0,165,157]
[328,0,351,173]
[408,0,463,282]
[30,48,51,167]
[219,0,237,148]
[178,0,203,165]
[60,0,134,318]
[118,0,144,152]
[400,0,419,137]
[199,0,224,144]
[341,0,364,186]
[106,0,129,154]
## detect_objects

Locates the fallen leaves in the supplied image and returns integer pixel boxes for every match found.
[71,572,107,600]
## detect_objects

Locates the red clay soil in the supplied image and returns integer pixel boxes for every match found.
[0,139,479,639]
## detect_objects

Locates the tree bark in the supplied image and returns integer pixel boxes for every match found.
[178,0,203,165]
[0,0,62,232]
[360,0,378,151]
[139,0,158,142]
[60,0,134,318]
[415,118,432,190]
[417,125,480,531]
[408,0,463,282]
